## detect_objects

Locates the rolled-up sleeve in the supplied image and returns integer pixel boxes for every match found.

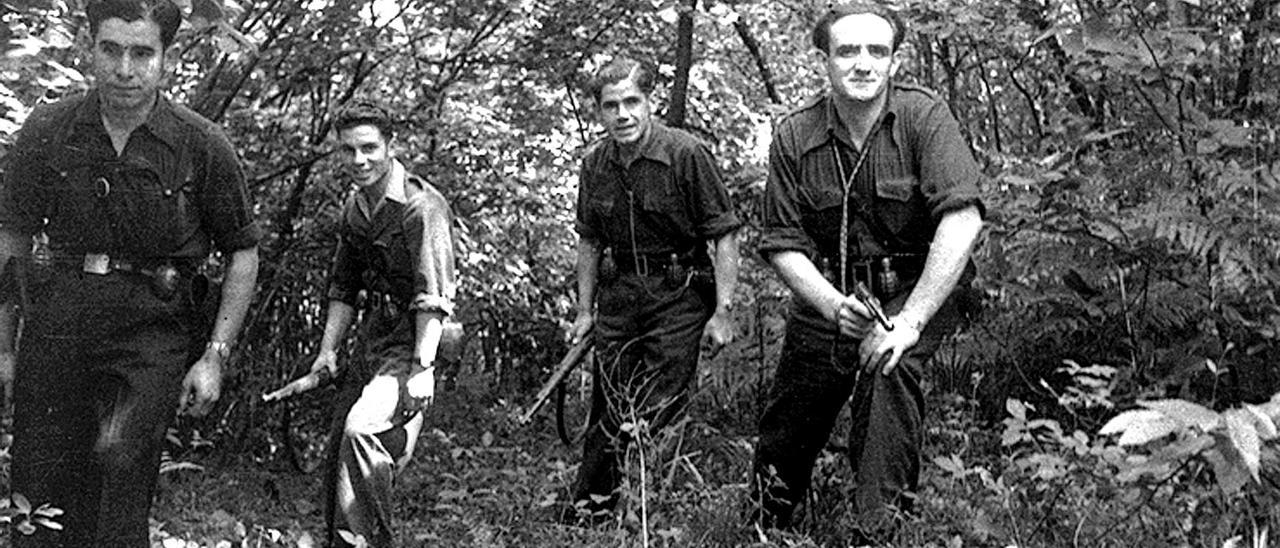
[684,142,741,238]
[758,120,817,260]
[197,124,262,251]
[916,102,986,220]
[406,189,457,316]
[573,163,596,241]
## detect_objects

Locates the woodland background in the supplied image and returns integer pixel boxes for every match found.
[2,0,1280,546]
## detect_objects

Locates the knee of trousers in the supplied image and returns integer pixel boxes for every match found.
[94,431,150,473]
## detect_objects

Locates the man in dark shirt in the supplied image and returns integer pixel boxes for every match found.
[752,3,985,541]
[0,1,260,546]
[564,56,741,518]
[307,101,457,548]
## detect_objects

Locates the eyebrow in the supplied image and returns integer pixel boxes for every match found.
[97,39,158,53]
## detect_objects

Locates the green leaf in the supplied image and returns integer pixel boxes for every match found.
[12,493,30,514]
[1225,410,1261,481]
[1243,404,1278,440]
[1005,398,1028,421]
[1139,399,1221,431]
[932,454,968,477]
[1099,409,1181,445]
[1204,446,1250,495]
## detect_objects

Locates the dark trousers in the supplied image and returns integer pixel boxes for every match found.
[323,310,427,548]
[12,267,202,548]
[571,272,713,510]
[752,290,960,535]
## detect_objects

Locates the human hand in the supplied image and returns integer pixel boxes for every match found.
[857,318,921,376]
[702,310,734,353]
[567,313,594,346]
[0,350,14,406]
[310,349,339,378]
[179,357,222,417]
[406,366,435,403]
[836,294,876,339]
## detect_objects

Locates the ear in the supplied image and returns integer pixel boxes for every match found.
[888,47,907,78]
[163,44,181,73]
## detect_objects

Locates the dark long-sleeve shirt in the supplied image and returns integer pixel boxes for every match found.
[760,83,985,263]
[576,123,741,264]
[327,160,456,317]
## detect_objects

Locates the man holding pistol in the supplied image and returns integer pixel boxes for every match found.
[0,1,260,545]
[752,3,985,541]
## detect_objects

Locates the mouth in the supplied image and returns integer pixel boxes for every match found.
[105,85,143,96]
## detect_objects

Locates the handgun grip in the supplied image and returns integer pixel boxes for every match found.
[852,282,894,331]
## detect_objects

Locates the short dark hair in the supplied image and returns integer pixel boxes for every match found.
[87,0,183,49]
[334,100,394,140]
[586,57,658,103]
[811,2,906,54]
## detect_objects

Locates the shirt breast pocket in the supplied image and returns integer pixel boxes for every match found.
[39,154,112,249]
[110,159,190,252]
[874,175,928,241]
[641,182,692,239]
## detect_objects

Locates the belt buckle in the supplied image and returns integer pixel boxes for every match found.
[83,253,110,275]
[636,255,650,277]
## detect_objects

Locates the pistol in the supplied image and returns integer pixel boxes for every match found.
[852,281,894,331]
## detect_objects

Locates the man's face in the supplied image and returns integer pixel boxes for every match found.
[823,13,901,105]
[336,124,393,188]
[92,17,171,114]
[596,77,654,146]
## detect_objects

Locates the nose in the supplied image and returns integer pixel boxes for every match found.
[115,54,136,80]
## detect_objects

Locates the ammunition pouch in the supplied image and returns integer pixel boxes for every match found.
[603,248,712,287]
[817,253,925,300]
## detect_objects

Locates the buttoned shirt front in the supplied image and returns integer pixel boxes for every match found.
[0,89,261,258]
[575,123,741,265]
[327,160,457,317]
[759,83,985,263]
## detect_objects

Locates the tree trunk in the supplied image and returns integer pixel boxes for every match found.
[1017,0,1099,126]
[732,14,781,104]
[1233,0,1277,109]
[666,0,697,128]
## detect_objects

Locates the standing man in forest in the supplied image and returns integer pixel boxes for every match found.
[306,100,457,548]
[563,56,742,520]
[752,3,985,543]
[0,0,261,546]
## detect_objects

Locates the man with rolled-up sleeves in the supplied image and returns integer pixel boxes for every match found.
[563,56,742,520]
[0,1,260,545]
[307,101,458,548]
[752,3,986,543]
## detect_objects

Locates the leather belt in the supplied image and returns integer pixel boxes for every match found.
[612,252,707,277]
[43,252,183,277]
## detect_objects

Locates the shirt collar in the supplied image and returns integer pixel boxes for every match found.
[71,89,183,149]
[800,86,901,156]
[385,160,407,204]
[606,123,674,167]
